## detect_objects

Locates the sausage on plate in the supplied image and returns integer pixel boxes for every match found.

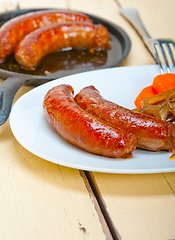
[75,85,175,153]
[0,10,92,62]
[43,84,137,158]
[15,22,110,70]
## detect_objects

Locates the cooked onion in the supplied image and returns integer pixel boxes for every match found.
[166,88,175,115]
[158,104,172,121]
[133,88,175,122]
[142,91,167,108]
[140,103,164,119]
[166,114,175,122]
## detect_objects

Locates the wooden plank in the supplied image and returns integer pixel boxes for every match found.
[119,0,175,39]
[118,0,175,67]
[0,1,16,12]
[164,172,175,194]
[91,172,175,240]
[18,0,69,9]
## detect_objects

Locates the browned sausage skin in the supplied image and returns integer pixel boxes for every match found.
[15,22,110,70]
[43,84,137,158]
[75,85,175,153]
[0,10,92,62]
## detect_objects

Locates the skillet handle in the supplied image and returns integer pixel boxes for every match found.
[0,74,32,125]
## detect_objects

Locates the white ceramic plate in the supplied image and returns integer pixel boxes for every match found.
[9,65,175,174]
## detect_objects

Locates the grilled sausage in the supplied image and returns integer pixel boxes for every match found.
[15,22,110,70]
[0,10,92,62]
[75,85,175,152]
[43,84,137,158]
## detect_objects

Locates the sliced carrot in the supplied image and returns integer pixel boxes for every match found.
[134,85,158,109]
[153,73,175,93]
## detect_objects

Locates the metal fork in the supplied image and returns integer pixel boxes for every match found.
[120,8,175,74]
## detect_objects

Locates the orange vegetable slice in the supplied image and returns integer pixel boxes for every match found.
[134,85,158,109]
[153,73,175,93]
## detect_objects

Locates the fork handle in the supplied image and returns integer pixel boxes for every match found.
[120,8,151,40]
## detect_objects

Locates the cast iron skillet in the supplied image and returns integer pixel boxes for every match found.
[0,8,131,125]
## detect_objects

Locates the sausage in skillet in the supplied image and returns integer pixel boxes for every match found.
[0,10,92,62]
[15,22,110,70]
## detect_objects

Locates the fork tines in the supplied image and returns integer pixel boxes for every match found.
[148,39,175,74]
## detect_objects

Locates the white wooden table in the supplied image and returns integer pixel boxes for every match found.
[0,0,175,239]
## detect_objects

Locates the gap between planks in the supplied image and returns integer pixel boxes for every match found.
[81,170,122,240]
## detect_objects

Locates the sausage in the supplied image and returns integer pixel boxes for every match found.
[75,85,175,153]
[15,22,110,70]
[0,10,92,62]
[43,84,137,158]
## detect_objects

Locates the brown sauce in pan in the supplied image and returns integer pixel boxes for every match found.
[0,48,108,76]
